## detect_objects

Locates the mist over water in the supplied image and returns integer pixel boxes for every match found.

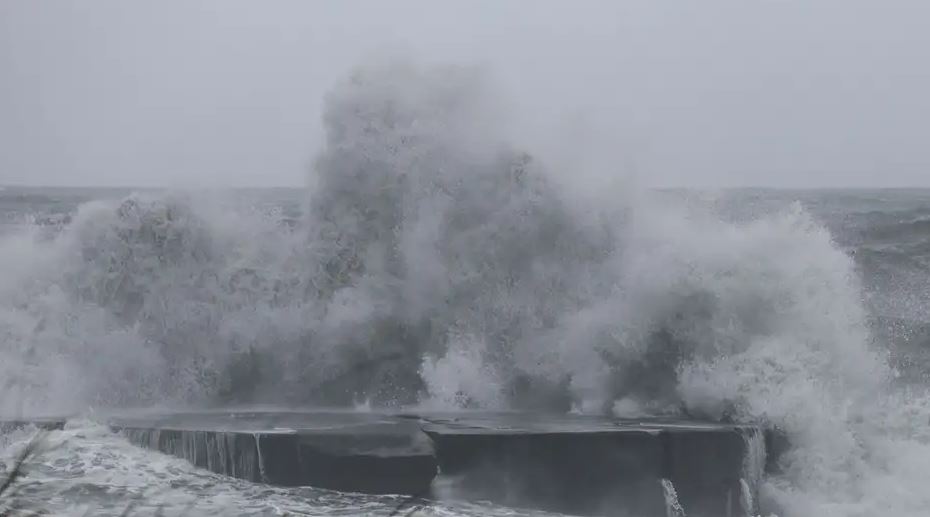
[2,62,930,516]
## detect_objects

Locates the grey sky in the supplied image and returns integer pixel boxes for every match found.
[1,0,929,188]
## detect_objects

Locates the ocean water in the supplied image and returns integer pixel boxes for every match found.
[2,63,930,516]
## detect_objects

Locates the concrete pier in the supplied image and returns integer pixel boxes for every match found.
[3,410,778,516]
[421,414,764,517]
[110,410,437,495]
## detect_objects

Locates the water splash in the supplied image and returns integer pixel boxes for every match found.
[739,478,754,517]
[1,60,930,516]
[660,478,686,517]
[254,433,266,484]
[739,429,767,516]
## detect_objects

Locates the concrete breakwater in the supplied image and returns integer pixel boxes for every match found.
[3,410,784,516]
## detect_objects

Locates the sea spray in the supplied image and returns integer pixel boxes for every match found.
[1,61,929,516]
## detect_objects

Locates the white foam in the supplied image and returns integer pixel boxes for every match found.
[661,478,687,517]
[0,60,928,516]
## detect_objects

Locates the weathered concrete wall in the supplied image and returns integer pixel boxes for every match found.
[110,411,437,495]
[423,416,766,517]
[4,411,780,516]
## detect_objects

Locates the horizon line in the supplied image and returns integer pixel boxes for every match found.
[4,183,930,191]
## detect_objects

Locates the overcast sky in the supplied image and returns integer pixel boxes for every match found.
[1,1,929,188]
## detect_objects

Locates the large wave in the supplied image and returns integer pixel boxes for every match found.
[1,61,929,516]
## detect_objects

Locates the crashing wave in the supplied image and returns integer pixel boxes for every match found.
[1,60,929,516]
